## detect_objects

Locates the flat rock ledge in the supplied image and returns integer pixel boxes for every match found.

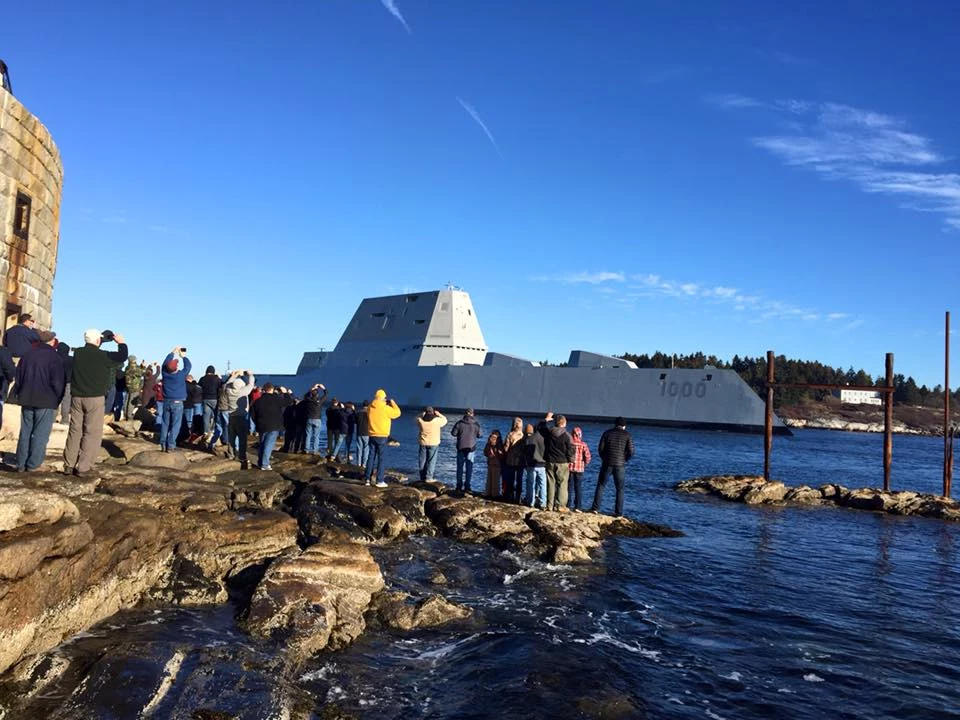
[0,429,681,685]
[677,475,960,521]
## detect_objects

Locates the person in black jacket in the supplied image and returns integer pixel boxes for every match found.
[15,330,65,471]
[590,417,636,517]
[199,365,222,440]
[451,409,482,493]
[300,383,327,455]
[356,400,370,468]
[185,375,204,439]
[538,413,575,512]
[326,399,347,460]
[521,423,547,508]
[251,383,286,470]
[3,313,40,359]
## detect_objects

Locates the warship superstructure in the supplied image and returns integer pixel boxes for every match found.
[262,289,788,434]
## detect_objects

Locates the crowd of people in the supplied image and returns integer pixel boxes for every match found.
[1,315,632,515]
[418,407,634,516]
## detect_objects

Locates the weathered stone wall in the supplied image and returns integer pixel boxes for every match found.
[0,88,62,331]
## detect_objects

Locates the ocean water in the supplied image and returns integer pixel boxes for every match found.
[9,420,960,719]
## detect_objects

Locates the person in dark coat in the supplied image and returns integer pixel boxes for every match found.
[451,409,482,493]
[590,417,636,517]
[326,399,346,460]
[251,382,286,470]
[3,312,39,359]
[14,330,64,471]
[56,342,73,424]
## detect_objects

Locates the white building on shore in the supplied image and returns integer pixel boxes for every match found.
[833,388,883,406]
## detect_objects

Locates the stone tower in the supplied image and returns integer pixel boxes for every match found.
[0,70,62,334]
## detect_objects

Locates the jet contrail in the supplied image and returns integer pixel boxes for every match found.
[380,0,412,34]
[456,97,503,157]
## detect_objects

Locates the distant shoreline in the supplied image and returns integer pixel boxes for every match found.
[778,402,956,437]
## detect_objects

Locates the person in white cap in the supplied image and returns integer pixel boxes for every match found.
[64,328,127,477]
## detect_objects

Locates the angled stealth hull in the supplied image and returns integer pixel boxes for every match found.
[261,289,788,434]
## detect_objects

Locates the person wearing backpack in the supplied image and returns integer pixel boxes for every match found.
[450,408,482,494]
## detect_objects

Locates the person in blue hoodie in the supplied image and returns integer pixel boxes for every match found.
[159,346,191,452]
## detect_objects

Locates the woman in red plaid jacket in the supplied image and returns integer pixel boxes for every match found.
[568,426,592,511]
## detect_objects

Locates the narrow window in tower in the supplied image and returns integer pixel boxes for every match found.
[13,192,31,245]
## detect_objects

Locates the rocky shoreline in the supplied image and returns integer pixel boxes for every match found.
[677,475,960,521]
[0,423,680,715]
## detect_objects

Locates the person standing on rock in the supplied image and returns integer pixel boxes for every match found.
[14,330,64,472]
[251,382,285,470]
[521,422,547,509]
[64,329,128,477]
[483,429,504,498]
[417,406,448,481]
[325,399,344,460]
[3,312,40,360]
[159,347,191,453]
[342,402,357,462]
[56,342,73,424]
[568,426,592,512]
[538,413,575,512]
[185,374,203,439]
[451,408,482,494]
[300,383,327,455]
[216,370,255,466]
[123,356,144,421]
[199,365,222,441]
[356,400,371,469]
[502,417,526,503]
[590,417,635,517]
[364,389,400,487]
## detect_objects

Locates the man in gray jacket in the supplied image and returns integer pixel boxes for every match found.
[215,370,255,466]
[451,408,482,494]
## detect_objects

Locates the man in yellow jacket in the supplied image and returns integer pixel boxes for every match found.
[365,388,401,487]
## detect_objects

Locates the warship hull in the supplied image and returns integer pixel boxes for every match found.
[261,289,788,434]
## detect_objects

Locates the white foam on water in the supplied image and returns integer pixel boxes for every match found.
[803,673,825,683]
[777,688,796,694]
[299,663,337,682]
[720,671,742,681]
[666,695,685,705]
[705,710,726,720]
[416,633,482,661]
[571,631,661,661]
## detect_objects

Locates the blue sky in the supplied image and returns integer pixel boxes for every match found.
[5,1,958,385]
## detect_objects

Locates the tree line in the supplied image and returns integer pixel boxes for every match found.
[618,351,959,408]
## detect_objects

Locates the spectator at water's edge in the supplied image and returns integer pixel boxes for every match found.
[568,426,592,512]
[342,402,356,463]
[216,370,255,466]
[251,382,285,470]
[123,355,144,421]
[417,406,447,481]
[56,342,73,424]
[364,389,400,487]
[356,400,371,469]
[159,347,191,452]
[522,423,547,509]
[451,408,481,494]
[199,365,222,441]
[64,329,128,477]
[14,330,64,472]
[483,429,504,498]
[300,384,327,455]
[4,313,39,359]
[502,417,525,503]
[590,417,635,517]
[540,413,574,512]
[326,399,346,460]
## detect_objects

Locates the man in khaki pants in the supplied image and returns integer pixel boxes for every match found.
[64,328,128,477]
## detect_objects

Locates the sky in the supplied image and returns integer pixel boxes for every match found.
[4,1,959,385]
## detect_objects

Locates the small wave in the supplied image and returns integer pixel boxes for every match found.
[571,631,661,661]
[416,633,482,661]
[720,671,742,681]
[705,710,726,720]
[803,673,825,683]
[300,663,337,682]
[501,555,573,586]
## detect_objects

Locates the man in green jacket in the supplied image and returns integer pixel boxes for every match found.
[64,328,128,477]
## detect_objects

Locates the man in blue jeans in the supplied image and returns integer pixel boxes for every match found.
[451,408,481,494]
[590,417,635,517]
[159,347,191,452]
[14,330,65,472]
[251,382,285,470]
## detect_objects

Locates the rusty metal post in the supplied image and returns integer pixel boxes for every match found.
[884,353,894,492]
[764,350,774,481]
[945,311,952,498]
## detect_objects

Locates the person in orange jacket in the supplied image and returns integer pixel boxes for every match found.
[364,388,401,487]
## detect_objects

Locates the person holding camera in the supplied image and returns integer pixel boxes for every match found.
[64,328,128,477]
[159,346,191,452]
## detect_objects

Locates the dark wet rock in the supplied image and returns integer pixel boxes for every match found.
[526,510,682,563]
[245,544,385,662]
[678,475,960,521]
[576,692,642,719]
[369,591,472,631]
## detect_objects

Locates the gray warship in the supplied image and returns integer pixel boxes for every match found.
[262,289,788,434]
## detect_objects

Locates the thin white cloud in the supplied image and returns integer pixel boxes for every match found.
[379,0,412,34]
[629,272,845,324]
[456,97,503,157]
[707,93,769,110]
[716,96,960,229]
[533,271,625,285]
